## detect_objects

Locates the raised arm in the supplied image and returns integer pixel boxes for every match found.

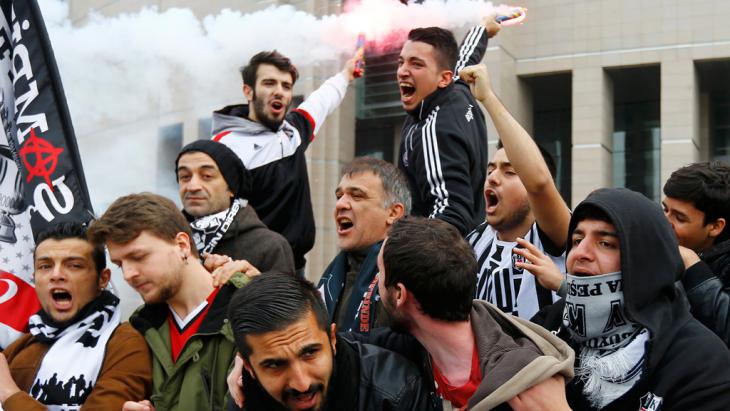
[459,64,570,248]
[295,51,361,135]
[453,12,500,81]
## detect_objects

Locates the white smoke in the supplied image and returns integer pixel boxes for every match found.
[39,0,496,129]
[35,0,498,316]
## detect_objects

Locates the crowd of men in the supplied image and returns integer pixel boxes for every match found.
[1,11,730,411]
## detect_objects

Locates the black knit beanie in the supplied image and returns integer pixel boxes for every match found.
[175,140,252,198]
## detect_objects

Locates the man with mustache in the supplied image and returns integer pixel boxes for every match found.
[175,140,294,278]
[89,193,256,411]
[212,51,360,275]
[227,272,431,411]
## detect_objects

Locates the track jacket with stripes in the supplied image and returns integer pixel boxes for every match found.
[211,73,350,269]
[398,26,488,236]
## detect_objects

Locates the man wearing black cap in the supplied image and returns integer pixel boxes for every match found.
[175,140,294,275]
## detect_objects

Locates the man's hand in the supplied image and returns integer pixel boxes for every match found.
[203,253,261,287]
[678,245,701,270]
[0,353,20,403]
[458,64,494,103]
[227,355,246,408]
[342,48,364,83]
[123,400,156,411]
[483,11,501,38]
[508,374,571,411]
[513,237,564,291]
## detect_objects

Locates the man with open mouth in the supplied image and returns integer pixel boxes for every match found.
[212,50,360,276]
[458,63,571,321]
[317,157,410,336]
[0,221,151,410]
[227,272,431,411]
[396,15,499,237]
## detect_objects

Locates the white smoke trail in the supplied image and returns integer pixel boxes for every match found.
[39,0,496,128]
[35,0,498,316]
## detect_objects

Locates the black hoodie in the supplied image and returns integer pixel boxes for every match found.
[532,188,730,411]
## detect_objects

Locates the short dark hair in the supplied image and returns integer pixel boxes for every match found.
[35,221,106,274]
[341,157,412,214]
[382,216,476,322]
[88,192,199,258]
[227,272,329,358]
[407,27,458,72]
[240,50,299,87]
[496,140,558,180]
[664,161,730,243]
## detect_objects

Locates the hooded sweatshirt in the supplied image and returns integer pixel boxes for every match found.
[354,300,575,411]
[532,188,730,411]
[212,72,349,269]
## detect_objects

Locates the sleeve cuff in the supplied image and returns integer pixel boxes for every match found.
[682,260,717,290]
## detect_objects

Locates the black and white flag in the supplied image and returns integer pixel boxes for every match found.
[0,0,94,348]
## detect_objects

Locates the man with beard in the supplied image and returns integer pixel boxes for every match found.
[318,157,409,335]
[529,188,730,410]
[0,221,151,410]
[176,140,294,277]
[662,161,730,344]
[376,216,574,410]
[396,16,499,236]
[226,272,430,411]
[212,51,360,274]
[89,193,255,411]
[459,64,570,320]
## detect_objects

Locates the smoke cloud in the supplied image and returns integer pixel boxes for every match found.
[39,0,496,128]
[35,0,498,315]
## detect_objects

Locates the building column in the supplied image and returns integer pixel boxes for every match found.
[660,58,700,184]
[571,67,613,207]
[306,61,357,282]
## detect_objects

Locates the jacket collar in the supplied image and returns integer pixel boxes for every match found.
[212,103,284,135]
[130,284,236,335]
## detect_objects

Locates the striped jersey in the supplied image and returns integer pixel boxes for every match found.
[467,222,565,319]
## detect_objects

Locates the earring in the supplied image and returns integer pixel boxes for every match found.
[182,254,189,265]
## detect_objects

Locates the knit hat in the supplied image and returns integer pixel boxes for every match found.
[175,140,252,198]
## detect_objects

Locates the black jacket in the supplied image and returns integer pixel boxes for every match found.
[211,105,314,269]
[532,188,730,411]
[398,25,489,236]
[682,238,730,345]
[232,336,430,411]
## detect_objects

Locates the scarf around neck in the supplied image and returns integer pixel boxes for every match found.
[26,290,121,410]
[190,198,247,256]
[562,271,649,408]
